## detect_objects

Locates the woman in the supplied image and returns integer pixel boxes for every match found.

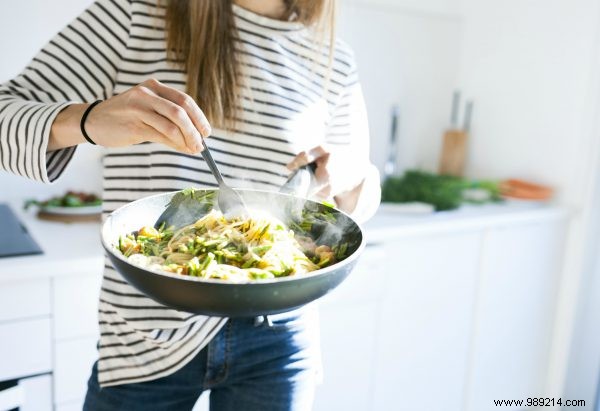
[0,0,380,409]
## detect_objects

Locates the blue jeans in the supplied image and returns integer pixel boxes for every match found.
[83,309,320,411]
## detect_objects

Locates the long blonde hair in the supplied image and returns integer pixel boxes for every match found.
[165,0,336,129]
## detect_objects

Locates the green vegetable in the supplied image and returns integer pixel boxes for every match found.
[248,268,275,280]
[333,243,348,260]
[317,256,331,268]
[24,191,101,210]
[252,245,272,256]
[63,194,83,207]
[242,254,259,269]
[320,200,336,208]
[382,170,465,211]
[199,253,215,272]
[382,170,503,211]
[187,257,201,276]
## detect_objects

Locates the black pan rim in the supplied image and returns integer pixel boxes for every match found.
[101,188,366,286]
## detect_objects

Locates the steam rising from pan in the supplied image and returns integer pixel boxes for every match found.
[154,188,357,261]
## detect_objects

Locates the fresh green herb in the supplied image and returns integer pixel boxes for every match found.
[383,170,504,211]
[382,170,466,211]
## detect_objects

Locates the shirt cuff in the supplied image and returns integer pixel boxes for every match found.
[350,164,381,223]
[35,102,77,183]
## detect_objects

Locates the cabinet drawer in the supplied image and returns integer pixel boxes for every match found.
[0,279,50,322]
[54,337,98,404]
[53,274,102,340]
[0,318,51,381]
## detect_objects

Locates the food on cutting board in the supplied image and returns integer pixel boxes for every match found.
[24,191,101,209]
[118,209,349,283]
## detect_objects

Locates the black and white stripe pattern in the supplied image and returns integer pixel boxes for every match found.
[0,0,377,386]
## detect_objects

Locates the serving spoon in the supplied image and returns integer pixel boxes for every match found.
[199,138,247,216]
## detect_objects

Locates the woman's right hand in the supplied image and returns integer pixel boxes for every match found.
[49,79,211,154]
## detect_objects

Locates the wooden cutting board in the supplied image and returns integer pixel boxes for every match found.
[37,211,101,223]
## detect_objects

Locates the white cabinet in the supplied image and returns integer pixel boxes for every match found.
[465,221,567,411]
[315,302,379,411]
[313,208,568,411]
[319,244,388,308]
[314,244,386,410]
[0,273,101,409]
[316,231,483,411]
[53,274,102,408]
[19,374,53,411]
[0,278,50,322]
[54,336,98,405]
[53,274,102,340]
[0,318,52,381]
[372,231,482,411]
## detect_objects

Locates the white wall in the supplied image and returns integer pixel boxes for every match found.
[350,0,460,16]
[338,0,461,174]
[0,0,101,202]
[456,0,600,407]
[560,16,600,406]
[457,0,600,200]
[565,182,600,409]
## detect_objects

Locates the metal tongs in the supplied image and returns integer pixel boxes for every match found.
[279,162,318,198]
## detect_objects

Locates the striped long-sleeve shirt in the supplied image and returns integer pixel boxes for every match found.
[0,0,380,387]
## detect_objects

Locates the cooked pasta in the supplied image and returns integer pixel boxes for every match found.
[118,210,344,282]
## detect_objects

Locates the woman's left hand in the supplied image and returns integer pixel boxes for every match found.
[287,145,365,213]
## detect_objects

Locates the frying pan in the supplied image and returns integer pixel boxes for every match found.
[101,189,365,317]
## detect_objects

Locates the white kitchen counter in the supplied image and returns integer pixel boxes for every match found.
[0,199,568,284]
[0,200,104,283]
[364,200,569,243]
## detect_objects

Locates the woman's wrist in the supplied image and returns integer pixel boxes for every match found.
[334,180,364,214]
[48,103,89,151]
[80,100,103,145]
